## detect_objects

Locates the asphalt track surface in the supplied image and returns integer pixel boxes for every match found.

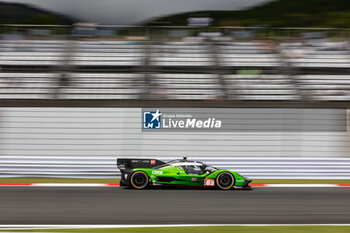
[0,187,349,224]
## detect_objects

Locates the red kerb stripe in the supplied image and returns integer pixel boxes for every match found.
[107,184,120,186]
[0,183,32,186]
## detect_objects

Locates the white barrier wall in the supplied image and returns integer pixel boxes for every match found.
[0,108,348,158]
[0,107,349,179]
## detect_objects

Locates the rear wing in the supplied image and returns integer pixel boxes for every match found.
[117,158,166,171]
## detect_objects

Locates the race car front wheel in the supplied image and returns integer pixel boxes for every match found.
[216,172,235,190]
[130,171,149,189]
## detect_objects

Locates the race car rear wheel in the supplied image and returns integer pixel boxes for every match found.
[130,171,149,189]
[216,172,235,190]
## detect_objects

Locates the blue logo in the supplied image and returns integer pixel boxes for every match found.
[143,109,162,129]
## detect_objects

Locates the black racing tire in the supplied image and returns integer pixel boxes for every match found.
[130,171,149,189]
[216,172,235,190]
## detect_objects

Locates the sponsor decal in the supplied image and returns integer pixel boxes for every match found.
[142,108,346,132]
[124,174,128,179]
[131,159,150,163]
[191,177,197,182]
[152,171,163,175]
[143,110,161,129]
[151,160,156,165]
[142,108,222,131]
[163,118,221,128]
[204,178,215,187]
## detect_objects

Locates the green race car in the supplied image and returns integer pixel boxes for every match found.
[117,157,252,190]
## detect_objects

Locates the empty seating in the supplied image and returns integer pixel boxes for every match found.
[72,41,145,67]
[0,40,145,68]
[0,73,57,99]
[3,72,350,101]
[0,40,65,67]
[281,42,350,69]
[150,42,214,67]
[218,42,281,68]
[1,39,349,71]
[149,74,223,100]
[59,73,144,99]
[224,75,300,101]
[297,75,350,101]
[1,39,350,102]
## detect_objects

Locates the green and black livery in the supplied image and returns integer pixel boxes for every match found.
[117,157,252,190]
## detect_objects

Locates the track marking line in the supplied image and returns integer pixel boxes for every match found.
[260,184,338,187]
[0,183,349,187]
[1,224,350,229]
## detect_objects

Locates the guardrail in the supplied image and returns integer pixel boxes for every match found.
[1,156,350,179]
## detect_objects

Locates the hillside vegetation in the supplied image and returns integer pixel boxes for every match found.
[146,0,350,28]
[0,1,74,25]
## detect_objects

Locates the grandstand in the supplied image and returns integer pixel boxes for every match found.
[1,26,350,105]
